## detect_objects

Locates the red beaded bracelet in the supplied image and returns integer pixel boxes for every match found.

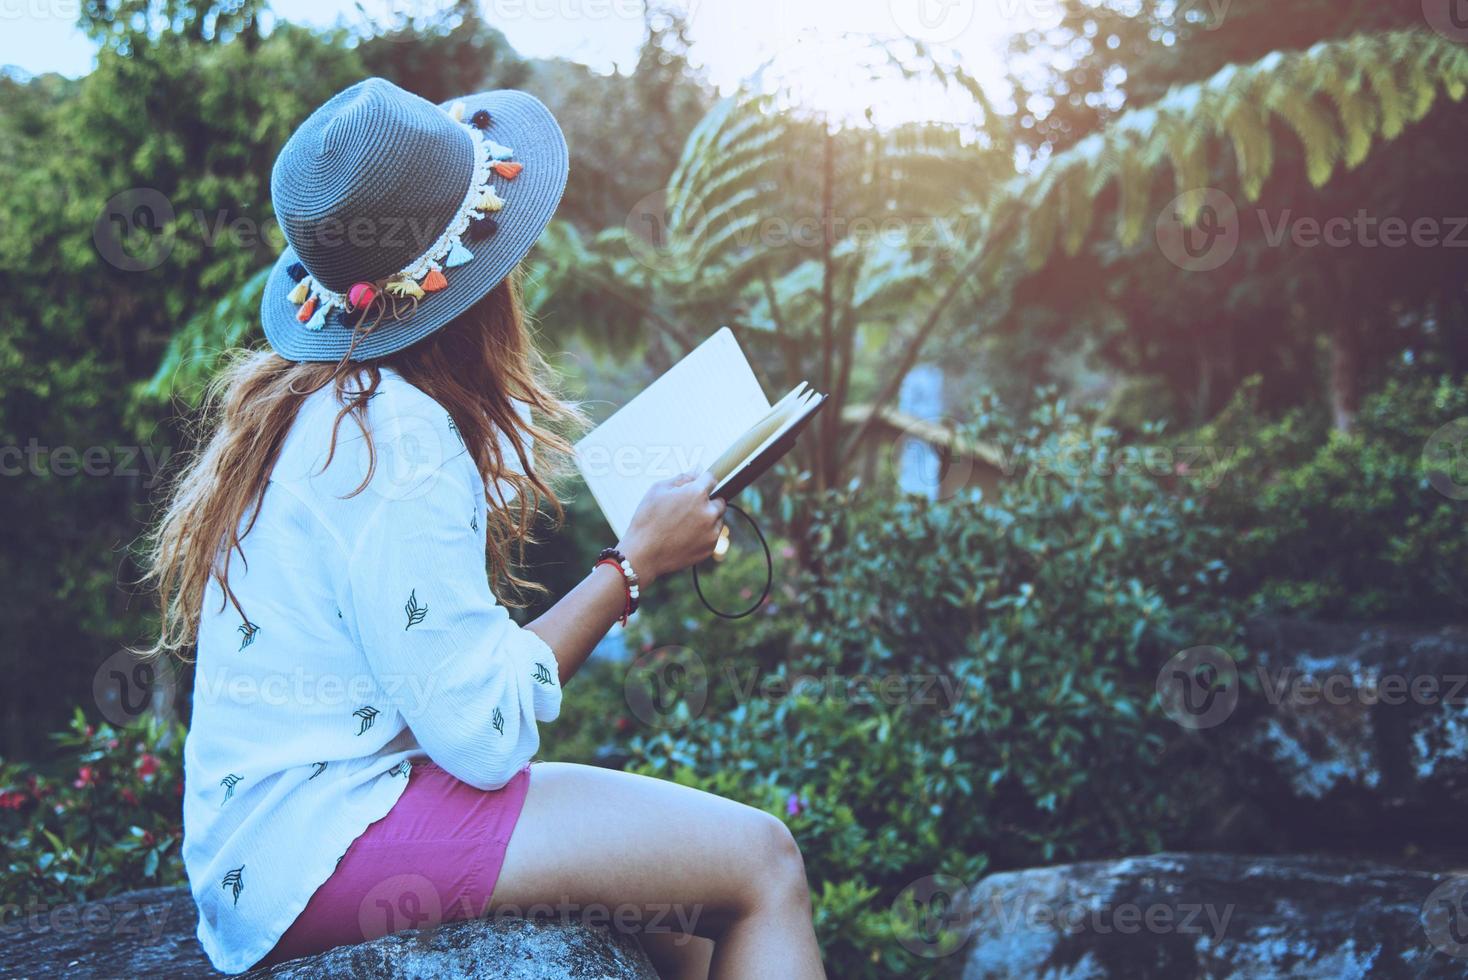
[594,555,640,626]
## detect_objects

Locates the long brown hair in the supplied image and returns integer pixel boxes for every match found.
[141,271,582,660]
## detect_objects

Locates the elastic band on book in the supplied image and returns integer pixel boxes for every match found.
[691,503,773,620]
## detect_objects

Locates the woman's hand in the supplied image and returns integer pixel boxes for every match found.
[618,471,727,586]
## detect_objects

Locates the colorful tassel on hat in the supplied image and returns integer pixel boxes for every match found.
[296,295,317,323]
[448,101,466,122]
[288,278,310,304]
[445,242,474,268]
[491,161,523,180]
[475,187,505,212]
[471,109,492,130]
[386,276,424,299]
[348,282,378,311]
[466,216,499,242]
[485,140,514,161]
[286,262,308,283]
[422,269,448,292]
[304,301,330,331]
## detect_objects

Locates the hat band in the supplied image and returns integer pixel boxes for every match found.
[284,102,523,332]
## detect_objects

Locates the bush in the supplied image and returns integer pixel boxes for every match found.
[0,710,185,909]
[1199,371,1468,621]
[617,396,1237,978]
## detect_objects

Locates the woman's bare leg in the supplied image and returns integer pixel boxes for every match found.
[491,762,824,980]
[638,931,713,980]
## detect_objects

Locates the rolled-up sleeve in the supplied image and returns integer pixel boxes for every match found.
[345,450,561,791]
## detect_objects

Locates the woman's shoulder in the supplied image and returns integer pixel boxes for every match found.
[273,369,471,501]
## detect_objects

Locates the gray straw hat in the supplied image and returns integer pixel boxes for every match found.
[261,77,568,361]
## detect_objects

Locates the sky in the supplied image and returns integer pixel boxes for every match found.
[0,0,1053,118]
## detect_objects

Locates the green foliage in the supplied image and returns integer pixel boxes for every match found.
[0,710,185,907]
[1200,371,1468,620]
[618,396,1236,978]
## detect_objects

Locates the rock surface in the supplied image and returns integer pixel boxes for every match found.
[1226,618,1468,848]
[6,886,657,979]
[960,853,1467,979]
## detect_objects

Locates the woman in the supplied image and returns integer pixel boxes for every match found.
[144,78,825,978]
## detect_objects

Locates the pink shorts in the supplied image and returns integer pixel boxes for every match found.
[256,761,532,970]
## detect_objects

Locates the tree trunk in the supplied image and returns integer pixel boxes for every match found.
[1328,320,1360,434]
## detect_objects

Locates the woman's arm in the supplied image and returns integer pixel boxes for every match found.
[526,471,726,685]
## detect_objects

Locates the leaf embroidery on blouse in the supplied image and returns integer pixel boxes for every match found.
[533,662,554,685]
[222,866,244,907]
[388,760,412,778]
[335,605,344,620]
[470,511,479,533]
[447,413,463,445]
[237,621,260,651]
[219,773,242,804]
[404,589,428,630]
[492,706,504,736]
[353,706,380,736]
[309,761,327,780]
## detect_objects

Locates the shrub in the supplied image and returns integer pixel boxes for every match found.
[1199,371,1468,621]
[618,396,1237,977]
[0,710,185,909]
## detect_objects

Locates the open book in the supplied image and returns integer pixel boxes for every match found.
[575,328,827,538]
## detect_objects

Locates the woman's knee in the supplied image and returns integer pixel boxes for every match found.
[739,809,810,913]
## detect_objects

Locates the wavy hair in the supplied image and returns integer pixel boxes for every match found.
[140,271,582,660]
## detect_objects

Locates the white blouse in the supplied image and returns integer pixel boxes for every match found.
[181,368,561,973]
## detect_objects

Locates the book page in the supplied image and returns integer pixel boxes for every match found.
[712,390,823,497]
[575,328,770,537]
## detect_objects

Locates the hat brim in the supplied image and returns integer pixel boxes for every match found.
[261,89,568,362]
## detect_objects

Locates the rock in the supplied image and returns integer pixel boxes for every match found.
[251,916,659,979]
[1225,617,1468,849]
[6,886,657,979]
[960,853,1467,979]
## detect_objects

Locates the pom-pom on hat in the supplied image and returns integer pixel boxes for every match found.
[261,77,568,362]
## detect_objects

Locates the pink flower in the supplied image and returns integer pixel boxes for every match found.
[785,793,807,817]
[121,788,140,806]
[0,790,27,810]
[73,765,96,789]
[136,754,159,780]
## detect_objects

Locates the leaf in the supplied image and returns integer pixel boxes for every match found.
[403,589,428,630]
